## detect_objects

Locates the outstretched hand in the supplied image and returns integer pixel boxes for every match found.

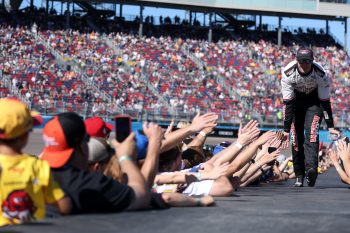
[328,149,339,165]
[261,149,280,165]
[143,122,164,144]
[237,120,260,146]
[189,112,218,133]
[164,119,175,135]
[329,128,341,140]
[278,131,290,149]
[205,162,229,180]
[111,133,137,159]
[336,139,350,161]
[255,131,276,147]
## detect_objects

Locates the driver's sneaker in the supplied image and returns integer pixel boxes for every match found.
[306,168,317,187]
[294,176,304,187]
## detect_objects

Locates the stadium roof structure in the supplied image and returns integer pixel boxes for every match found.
[6,0,349,50]
[69,0,350,20]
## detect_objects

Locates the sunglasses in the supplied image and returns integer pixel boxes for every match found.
[297,59,312,64]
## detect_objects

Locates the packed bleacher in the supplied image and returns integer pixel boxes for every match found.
[0,9,350,126]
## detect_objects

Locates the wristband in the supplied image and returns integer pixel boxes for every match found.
[199,131,206,137]
[118,155,133,163]
[234,142,243,150]
[195,172,202,181]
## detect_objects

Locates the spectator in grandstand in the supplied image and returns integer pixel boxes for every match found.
[280,47,340,187]
[0,98,71,226]
[41,112,150,213]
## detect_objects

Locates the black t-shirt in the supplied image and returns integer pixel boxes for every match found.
[52,167,134,214]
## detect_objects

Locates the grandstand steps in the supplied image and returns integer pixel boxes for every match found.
[0,73,30,104]
[181,43,240,102]
[34,32,118,114]
[102,35,173,116]
[34,32,67,66]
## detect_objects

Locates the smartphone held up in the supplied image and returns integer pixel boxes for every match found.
[115,115,131,142]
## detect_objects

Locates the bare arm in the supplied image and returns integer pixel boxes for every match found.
[155,163,229,185]
[140,123,164,189]
[240,169,263,187]
[224,131,276,177]
[337,140,350,178]
[56,197,72,215]
[232,163,251,179]
[329,149,350,185]
[160,112,218,153]
[278,156,292,172]
[186,125,215,150]
[240,151,279,183]
[209,120,260,166]
[112,133,150,210]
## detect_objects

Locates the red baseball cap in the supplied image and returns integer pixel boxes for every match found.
[85,117,113,138]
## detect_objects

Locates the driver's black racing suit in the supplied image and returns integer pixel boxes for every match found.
[281,60,335,177]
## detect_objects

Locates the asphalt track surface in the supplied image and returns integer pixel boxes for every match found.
[3,130,350,233]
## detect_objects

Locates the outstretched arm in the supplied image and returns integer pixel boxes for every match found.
[111,133,150,210]
[329,149,350,185]
[224,131,276,177]
[140,123,164,189]
[160,112,217,153]
[336,140,350,178]
[155,163,228,185]
[208,120,260,166]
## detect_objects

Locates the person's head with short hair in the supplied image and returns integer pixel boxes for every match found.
[41,112,89,170]
[87,137,114,173]
[181,147,205,169]
[0,98,42,154]
[296,47,313,74]
[84,117,113,139]
[159,147,182,172]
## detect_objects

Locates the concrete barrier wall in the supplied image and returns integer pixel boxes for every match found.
[38,116,349,143]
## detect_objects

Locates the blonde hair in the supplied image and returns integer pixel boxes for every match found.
[176,121,190,129]
[103,155,123,182]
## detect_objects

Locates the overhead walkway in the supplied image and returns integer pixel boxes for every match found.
[74,1,114,18]
[217,13,255,29]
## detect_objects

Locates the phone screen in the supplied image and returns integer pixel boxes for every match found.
[115,115,131,142]
[268,147,277,153]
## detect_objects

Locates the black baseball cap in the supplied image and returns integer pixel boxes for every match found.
[296,47,314,62]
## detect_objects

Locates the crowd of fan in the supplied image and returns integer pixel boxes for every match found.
[1,98,348,226]
[1,11,350,125]
[0,25,108,114]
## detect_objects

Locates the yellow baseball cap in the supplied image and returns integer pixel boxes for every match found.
[0,98,42,139]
